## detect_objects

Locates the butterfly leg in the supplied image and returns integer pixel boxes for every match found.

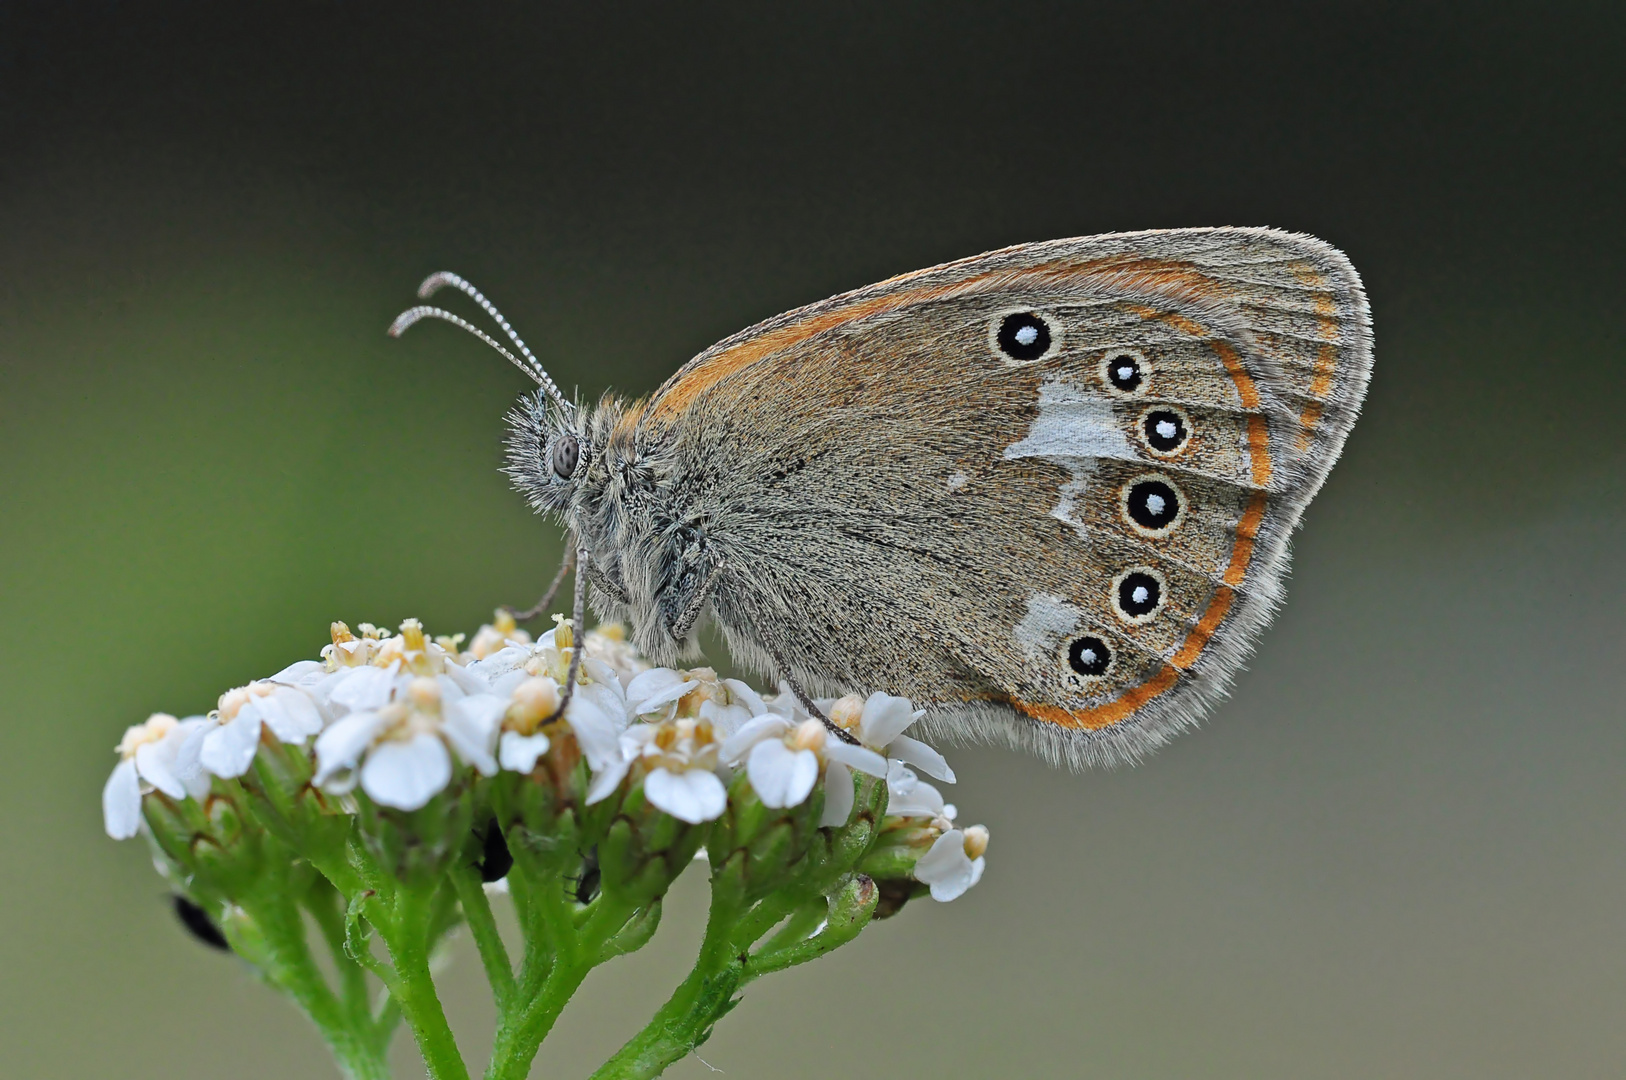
[542,543,591,725]
[757,631,861,746]
[504,543,576,622]
[664,558,723,642]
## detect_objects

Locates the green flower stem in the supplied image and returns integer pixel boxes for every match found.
[381,883,471,1080]
[746,875,878,977]
[303,879,379,1032]
[588,879,748,1080]
[753,897,827,956]
[451,866,516,1011]
[244,888,392,1080]
[486,895,638,1080]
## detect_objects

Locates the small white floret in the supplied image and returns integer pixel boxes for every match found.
[913,827,987,902]
[360,733,453,811]
[644,767,727,824]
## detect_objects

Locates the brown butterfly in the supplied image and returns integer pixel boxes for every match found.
[392,228,1371,768]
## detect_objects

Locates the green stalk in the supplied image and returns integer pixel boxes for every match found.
[245,891,392,1080]
[303,879,379,1033]
[485,896,636,1080]
[587,886,746,1080]
[382,884,471,1080]
[451,866,516,1011]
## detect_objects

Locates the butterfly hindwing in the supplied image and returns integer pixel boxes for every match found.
[641,228,1371,766]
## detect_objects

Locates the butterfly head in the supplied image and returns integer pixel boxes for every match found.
[503,387,605,516]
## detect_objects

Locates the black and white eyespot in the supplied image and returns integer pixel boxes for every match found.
[990,311,1058,363]
[1120,472,1185,537]
[1101,349,1150,396]
[1067,634,1113,679]
[1139,405,1192,456]
[550,433,581,479]
[1111,566,1167,625]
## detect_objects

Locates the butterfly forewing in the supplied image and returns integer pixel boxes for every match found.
[643,228,1371,767]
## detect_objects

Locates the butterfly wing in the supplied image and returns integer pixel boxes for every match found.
[640,228,1371,766]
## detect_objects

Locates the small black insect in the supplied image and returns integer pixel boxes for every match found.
[569,846,601,905]
[172,894,231,952]
[478,819,514,883]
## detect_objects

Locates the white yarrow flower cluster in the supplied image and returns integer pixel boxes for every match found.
[99,611,988,903]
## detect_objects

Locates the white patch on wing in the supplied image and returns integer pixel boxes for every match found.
[1050,462,1094,528]
[1014,592,1083,662]
[946,471,969,493]
[1004,377,1135,462]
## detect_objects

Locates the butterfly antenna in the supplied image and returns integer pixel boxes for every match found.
[388,272,574,415]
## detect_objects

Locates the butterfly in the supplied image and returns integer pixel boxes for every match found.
[391,228,1371,768]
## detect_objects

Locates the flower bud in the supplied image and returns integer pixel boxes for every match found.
[828,694,864,732]
[962,823,990,860]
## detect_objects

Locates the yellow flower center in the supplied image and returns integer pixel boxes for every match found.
[829,694,864,733]
[115,713,178,759]
[504,678,561,735]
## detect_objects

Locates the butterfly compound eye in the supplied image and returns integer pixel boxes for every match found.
[995,312,1054,361]
[551,434,581,479]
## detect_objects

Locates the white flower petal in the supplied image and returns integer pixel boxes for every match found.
[327,663,401,713]
[885,761,946,818]
[170,719,213,799]
[746,740,818,809]
[567,695,627,772]
[578,682,632,730]
[443,694,507,775]
[820,761,855,827]
[360,734,452,811]
[914,829,977,902]
[490,669,530,697]
[857,692,921,747]
[585,754,630,805]
[134,740,187,800]
[499,730,551,773]
[437,661,486,696]
[886,733,956,783]
[625,669,697,716]
[644,767,727,824]
[102,759,143,840]
[199,712,263,779]
[719,714,790,764]
[823,740,889,778]
[173,723,208,784]
[707,700,755,738]
[583,659,626,701]
[313,711,389,785]
[764,689,802,720]
[269,659,327,686]
[722,679,766,717]
[465,645,532,685]
[257,688,324,742]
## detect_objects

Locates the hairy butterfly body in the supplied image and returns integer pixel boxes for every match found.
[407,227,1371,768]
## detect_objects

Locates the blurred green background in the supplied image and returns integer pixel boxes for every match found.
[2,3,1623,1077]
